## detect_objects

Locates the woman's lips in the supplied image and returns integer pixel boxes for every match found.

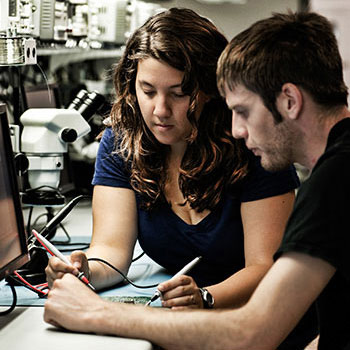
[155,124,173,131]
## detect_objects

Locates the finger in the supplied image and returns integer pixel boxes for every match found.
[158,275,193,293]
[171,305,199,310]
[48,256,75,273]
[45,257,75,283]
[161,283,194,301]
[70,250,86,267]
[44,311,63,329]
[45,256,75,289]
[162,293,201,308]
[164,292,197,306]
[47,319,62,329]
[48,271,65,281]
[170,306,188,311]
[70,251,88,275]
[44,296,62,328]
[161,275,198,301]
[46,270,66,289]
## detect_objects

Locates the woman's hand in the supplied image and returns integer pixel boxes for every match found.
[45,250,89,289]
[158,275,204,310]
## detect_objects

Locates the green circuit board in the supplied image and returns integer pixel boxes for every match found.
[102,295,151,305]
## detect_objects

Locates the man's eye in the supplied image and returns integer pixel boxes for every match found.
[236,110,247,118]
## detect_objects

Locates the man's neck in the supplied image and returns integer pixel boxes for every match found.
[302,107,350,170]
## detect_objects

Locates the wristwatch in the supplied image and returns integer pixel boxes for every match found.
[199,288,215,309]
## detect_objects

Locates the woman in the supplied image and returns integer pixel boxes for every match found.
[47,7,296,317]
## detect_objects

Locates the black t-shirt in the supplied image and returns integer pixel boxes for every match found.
[275,118,350,350]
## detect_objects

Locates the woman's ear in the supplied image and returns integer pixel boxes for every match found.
[276,83,303,120]
[198,92,211,105]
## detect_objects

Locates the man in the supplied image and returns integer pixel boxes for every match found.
[44,11,350,350]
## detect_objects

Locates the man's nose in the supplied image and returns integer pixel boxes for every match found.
[231,114,247,139]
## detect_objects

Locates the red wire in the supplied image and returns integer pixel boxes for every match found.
[36,282,49,287]
[13,271,48,296]
[11,231,52,297]
[31,230,95,291]
[32,230,55,257]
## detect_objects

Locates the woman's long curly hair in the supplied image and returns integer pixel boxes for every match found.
[110,7,249,211]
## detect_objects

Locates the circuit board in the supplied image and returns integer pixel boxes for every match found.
[102,295,152,305]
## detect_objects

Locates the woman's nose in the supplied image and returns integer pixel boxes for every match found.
[153,95,171,118]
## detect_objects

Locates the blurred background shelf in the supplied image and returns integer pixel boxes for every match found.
[37,47,124,72]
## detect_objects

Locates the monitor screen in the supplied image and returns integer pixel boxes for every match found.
[0,104,29,281]
[25,83,62,109]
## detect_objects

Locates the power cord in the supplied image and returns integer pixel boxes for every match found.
[21,185,65,206]
[53,242,90,252]
[51,223,90,251]
[132,251,145,262]
[0,283,17,316]
[88,257,158,289]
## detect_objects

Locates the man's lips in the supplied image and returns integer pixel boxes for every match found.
[248,147,260,156]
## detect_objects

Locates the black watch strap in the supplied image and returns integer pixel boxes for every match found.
[199,288,214,309]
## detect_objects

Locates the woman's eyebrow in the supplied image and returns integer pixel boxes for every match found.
[138,80,153,88]
[138,80,182,89]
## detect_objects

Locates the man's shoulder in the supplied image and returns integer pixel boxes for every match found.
[312,138,350,178]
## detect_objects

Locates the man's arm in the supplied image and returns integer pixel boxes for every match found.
[44,252,335,350]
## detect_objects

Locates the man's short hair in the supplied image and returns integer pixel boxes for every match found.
[217,11,348,122]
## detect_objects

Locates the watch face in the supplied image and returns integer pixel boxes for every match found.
[206,291,214,305]
[200,288,214,308]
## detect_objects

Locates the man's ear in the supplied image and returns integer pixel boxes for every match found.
[277,83,303,120]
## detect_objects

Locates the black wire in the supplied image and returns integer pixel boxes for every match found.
[52,221,90,251]
[59,222,71,242]
[132,251,145,262]
[0,283,17,316]
[25,185,61,193]
[55,243,90,252]
[27,194,91,245]
[26,206,34,237]
[32,212,49,227]
[88,257,158,289]
[51,222,71,244]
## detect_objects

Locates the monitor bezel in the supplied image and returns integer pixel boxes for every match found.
[0,104,29,281]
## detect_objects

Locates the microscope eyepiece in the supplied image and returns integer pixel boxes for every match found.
[67,89,89,110]
[68,89,106,122]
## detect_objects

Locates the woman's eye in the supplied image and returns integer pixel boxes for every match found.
[172,92,186,98]
[143,90,155,96]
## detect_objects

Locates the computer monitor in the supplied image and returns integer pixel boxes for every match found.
[0,104,29,281]
[25,83,62,109]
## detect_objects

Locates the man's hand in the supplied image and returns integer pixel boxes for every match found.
[44,273,104,333]
[45,250,89,289]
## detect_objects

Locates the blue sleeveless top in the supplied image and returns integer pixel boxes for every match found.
[92,128,300,287]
